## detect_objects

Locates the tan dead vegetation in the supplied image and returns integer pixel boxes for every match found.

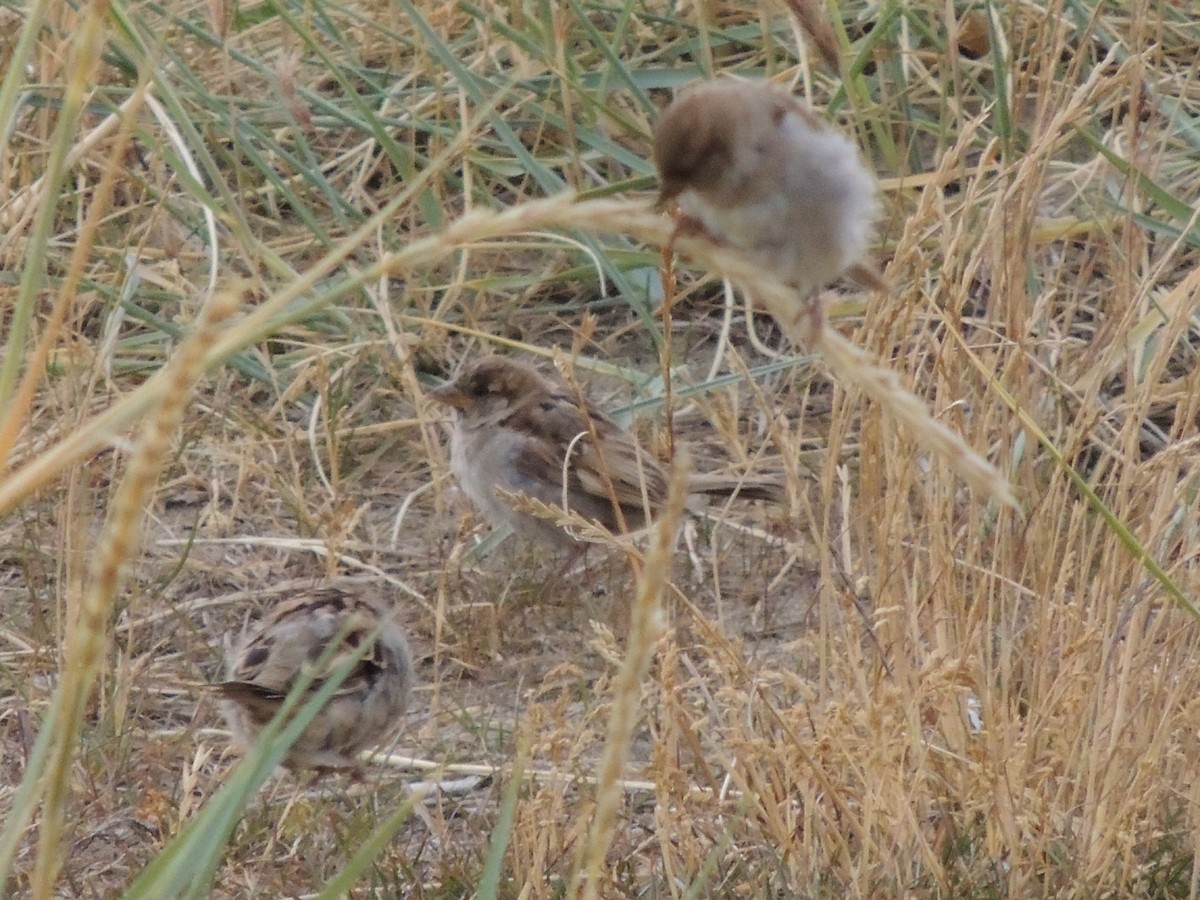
[2,0,1199,897]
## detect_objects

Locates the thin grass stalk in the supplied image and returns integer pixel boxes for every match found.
[0,695,61,886]
[816,326,1017,508]
[0,0,108,433]
[312,786,428,900]
[27,285,242,898]
[472,733,533,900]
[949,330,1199,621]
[0,0,55,170]
[572,452,690,900]
[0,87,147,235]
[0,82,150,473]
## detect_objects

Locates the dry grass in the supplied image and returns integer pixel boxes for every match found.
[3,0,1200,896]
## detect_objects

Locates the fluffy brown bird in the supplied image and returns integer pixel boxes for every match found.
[217,588,414,771]
[654,78,883,330]
[431,356,784,547]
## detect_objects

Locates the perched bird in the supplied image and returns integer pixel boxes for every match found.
[653,78,884,332]
[430,356,784,547]
[216,588,414,772]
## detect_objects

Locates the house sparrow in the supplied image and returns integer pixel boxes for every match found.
[653,78,884,332]
[216,587,414,771]
[430,356,784,547]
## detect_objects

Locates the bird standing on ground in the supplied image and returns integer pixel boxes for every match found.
[653,78,884,337]
[216,587,414,772]
[430,356,783,548]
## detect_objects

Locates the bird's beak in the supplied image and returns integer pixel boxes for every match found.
[429,381,470,411]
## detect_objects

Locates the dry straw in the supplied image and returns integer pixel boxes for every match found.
[24,285,242,897]
[572,451,691,900]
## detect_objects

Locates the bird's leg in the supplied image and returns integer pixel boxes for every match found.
[557,542,587,580]
[796,290,825,350]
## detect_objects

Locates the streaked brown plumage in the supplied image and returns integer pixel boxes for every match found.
[217,588,414,771]
[431,356,783,547]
